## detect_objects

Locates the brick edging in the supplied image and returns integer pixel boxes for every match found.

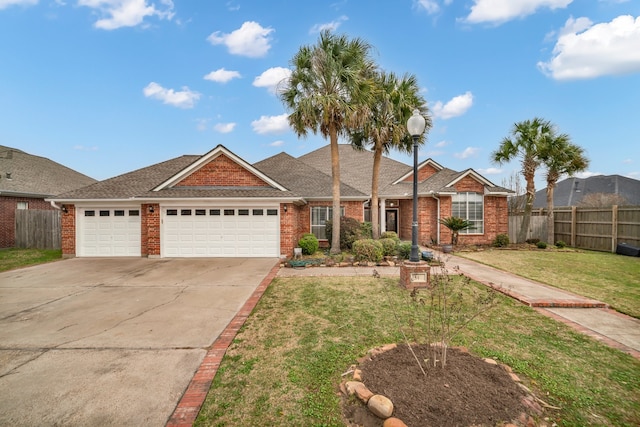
[165,261,280,427]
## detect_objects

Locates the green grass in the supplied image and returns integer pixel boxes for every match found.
[195,275,640,427]
[0,248,62,272]
[458,249,640,318]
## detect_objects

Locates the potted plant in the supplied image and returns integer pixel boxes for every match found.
[438,217,472,252]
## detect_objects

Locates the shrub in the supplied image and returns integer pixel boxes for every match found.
[380,231,400,241]
[360,222,373,239]
[555,240,567,249]
[396,241,412,260]
[298,234,319,255]
[536,241,548,249]
[325,216,365,250]
[352,239,383,263]
[379,238,397,257]
[493,234,510,248]
[526,238,540,245]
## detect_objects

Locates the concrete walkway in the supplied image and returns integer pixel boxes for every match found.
[277,253,640,359]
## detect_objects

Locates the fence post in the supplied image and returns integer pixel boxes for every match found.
[611,205,618,253]
[570,206,577,248]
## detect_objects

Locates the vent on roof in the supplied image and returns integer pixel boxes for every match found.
[5,172,12,180]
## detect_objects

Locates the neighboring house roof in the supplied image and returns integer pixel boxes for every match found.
[52,143,512,202]
[532,175,640,208]
[0,145,96,198]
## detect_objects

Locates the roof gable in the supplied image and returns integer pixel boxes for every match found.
[393,159,444,185]
[445,169,496,188]
[153,145,287,192]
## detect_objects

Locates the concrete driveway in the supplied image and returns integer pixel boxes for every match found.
[0,257,277,426]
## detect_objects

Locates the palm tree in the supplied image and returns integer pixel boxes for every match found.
[279,30,376,254]
[492,117,552,243]
[539,135,589,244]
[438,216,472,245]
[350,71,430,238]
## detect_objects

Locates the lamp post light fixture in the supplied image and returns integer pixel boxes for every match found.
[407,109,426,262]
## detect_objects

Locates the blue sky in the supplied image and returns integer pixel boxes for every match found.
[1,0,639,192]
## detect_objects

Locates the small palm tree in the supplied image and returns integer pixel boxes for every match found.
[438,216,472,245]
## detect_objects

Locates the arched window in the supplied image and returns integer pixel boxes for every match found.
[452,192,483,234]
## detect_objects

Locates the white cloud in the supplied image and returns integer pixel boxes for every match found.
[207,21,274,58]
[269,140,285,147]
[143,82,200,109]
[251,114,289,134]
[214,122,236,133]
[415,0,440,14]
[0,0,37,9]
[454,147,479,159]
[538,15,640,80]
[432,91,473,119]
[575,171,602,179]
[478,167,502,175]
[204,68,241,83]
[309,15,348,33]
[253,67,292,94]
[434,140,451,148]
[465,0,572,25]
[78,0,174,30]
[195,118,210,131]
[622,158,633,164]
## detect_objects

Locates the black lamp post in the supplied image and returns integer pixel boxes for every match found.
[407,109,426,262]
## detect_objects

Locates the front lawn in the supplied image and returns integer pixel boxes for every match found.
[0,248,62,272]
[458,249,640,318]
[194,274,640,427]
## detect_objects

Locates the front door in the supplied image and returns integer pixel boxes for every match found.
[385,209,398,234]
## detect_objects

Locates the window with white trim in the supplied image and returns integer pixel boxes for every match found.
[311,206,345,240]
[17,202,28,210]
[452,192,483,234]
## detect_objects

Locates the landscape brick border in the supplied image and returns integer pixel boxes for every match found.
[165,261,280,427]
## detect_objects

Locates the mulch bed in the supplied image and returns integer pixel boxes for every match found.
[342,344,539,427]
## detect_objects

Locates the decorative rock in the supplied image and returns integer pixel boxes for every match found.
[520,395,543,416]
[344,381,374,403]
[383,417,407,427]
[368,394,394,419]
[483,357,498,365]
[353,368,362,381]
[509,372,521,382]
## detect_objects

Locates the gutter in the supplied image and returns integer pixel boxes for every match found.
[431,192,441,244]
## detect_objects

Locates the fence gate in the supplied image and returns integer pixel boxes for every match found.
[15,209,61,249]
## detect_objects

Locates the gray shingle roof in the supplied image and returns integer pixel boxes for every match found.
[0,145,96,197]
[532,175,640,207]
[254,152,365,198]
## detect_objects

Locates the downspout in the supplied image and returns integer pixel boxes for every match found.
[431,192,440,244]
[49,200,62,210]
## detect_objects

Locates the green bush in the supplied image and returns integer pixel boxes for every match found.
[380,231,400,241]
[555,240,567,249]
[379,238,397,257]
[352,239,383,263]
[325,216,365,250]
[298,234,319,255]
[396,241,412,260]
[493,234,510,247]
[360,222,373,239]
[536,241,548,249]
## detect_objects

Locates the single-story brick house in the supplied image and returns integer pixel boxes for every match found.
[49,144,511,258]
[0,145,96,248]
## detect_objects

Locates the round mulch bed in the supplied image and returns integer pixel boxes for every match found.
[342,344,541,427]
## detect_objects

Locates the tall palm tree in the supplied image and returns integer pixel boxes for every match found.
[279,30,376,253]
[540,135,589,244]
[350,71,429,238]
[492,117,552,243]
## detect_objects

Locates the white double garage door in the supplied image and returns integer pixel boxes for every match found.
[77,205,280,257]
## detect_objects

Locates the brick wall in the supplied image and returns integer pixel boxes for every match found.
[177,154,269,187]
[61,204,76,255]
[142,203,160,256]
[402,163,439,183]
[0,196,55,248]
[398,197,438,245]
[453,176,485,193]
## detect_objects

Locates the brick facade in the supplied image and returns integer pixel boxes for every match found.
[177,154,269,187]
[0,196,55,248]
[142,203,160,256]
[61,204,75,256]
[403,163,439,183]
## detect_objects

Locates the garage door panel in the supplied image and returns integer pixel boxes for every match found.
[163,207,279,257]
[78,208,141,257]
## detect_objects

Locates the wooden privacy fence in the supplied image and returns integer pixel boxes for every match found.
[15,209,61,249]
[509,205,640,252]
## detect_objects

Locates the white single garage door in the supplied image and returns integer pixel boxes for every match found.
[77,207,141,257]
[162,207,279,257]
